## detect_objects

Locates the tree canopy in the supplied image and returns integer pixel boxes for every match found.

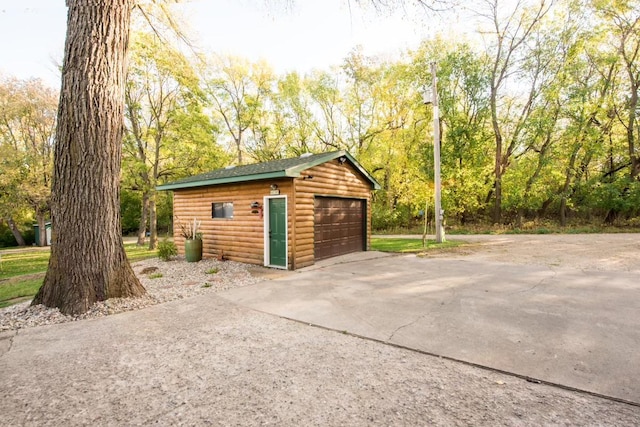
[4,0,640,257]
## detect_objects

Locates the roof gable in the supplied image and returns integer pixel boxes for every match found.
[157,150,381,191]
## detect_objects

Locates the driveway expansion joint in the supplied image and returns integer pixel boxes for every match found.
[278,312,640,409]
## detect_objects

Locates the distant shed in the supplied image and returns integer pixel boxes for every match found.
[157,150,380,270]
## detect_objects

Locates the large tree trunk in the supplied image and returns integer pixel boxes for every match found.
[33,0,145,315]
[5,217,26,247]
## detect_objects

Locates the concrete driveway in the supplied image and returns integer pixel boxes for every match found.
[220,243,640,404]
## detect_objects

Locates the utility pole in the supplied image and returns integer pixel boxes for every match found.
[423,62,445,243]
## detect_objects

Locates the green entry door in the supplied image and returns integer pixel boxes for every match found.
[268,197,287,268]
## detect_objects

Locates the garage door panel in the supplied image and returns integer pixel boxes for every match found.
[314,197,365,261]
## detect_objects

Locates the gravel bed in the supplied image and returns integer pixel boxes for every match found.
[0,257,259,332]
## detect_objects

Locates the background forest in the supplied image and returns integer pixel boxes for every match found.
[1,0,639,248]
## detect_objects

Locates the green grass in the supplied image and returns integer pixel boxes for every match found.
[374,224,640,236]
[0,278,43,308]
[124,243,159,263]
[205,267,219,274]
[0,243,158,308]
[371,238,461,253]
[0,250,51,280]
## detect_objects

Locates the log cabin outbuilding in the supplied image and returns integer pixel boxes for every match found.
[157,150,380,270]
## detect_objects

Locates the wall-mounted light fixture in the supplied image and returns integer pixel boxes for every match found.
[338,156,347,165]
[303,175,314,180]
[251,202,262,218]
[270,184,278,191]
[270,184,280,195]
[250,201,263,217]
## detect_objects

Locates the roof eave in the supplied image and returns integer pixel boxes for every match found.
[157,150,381,191]
[156,170,290,191]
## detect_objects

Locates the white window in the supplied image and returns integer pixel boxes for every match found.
[212,202,234,219]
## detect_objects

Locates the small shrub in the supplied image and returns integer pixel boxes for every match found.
[202,282,212,288]
[205,267,219,275]
[157,239,178,261]
[149,273,163,279]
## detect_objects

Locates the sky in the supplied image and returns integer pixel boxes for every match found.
[0,0,459,88]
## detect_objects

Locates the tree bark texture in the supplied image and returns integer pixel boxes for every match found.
[491,88,503,225]
[559,148,579,227]
[36,211,47,247]
[6,217,26,247]
[136,191,149,246]
[626,78,639,180]
[33,0,145,315]
[149,194,158,250]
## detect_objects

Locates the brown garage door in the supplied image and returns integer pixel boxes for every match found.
[314,197,365,260]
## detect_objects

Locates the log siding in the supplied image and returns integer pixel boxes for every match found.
[292,159,372,269]
[173,179,292,266]
[171,157,374,269]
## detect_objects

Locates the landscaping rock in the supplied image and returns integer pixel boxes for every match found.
[0,257,259,332]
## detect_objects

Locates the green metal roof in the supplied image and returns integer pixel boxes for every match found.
[157,150,381,191]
